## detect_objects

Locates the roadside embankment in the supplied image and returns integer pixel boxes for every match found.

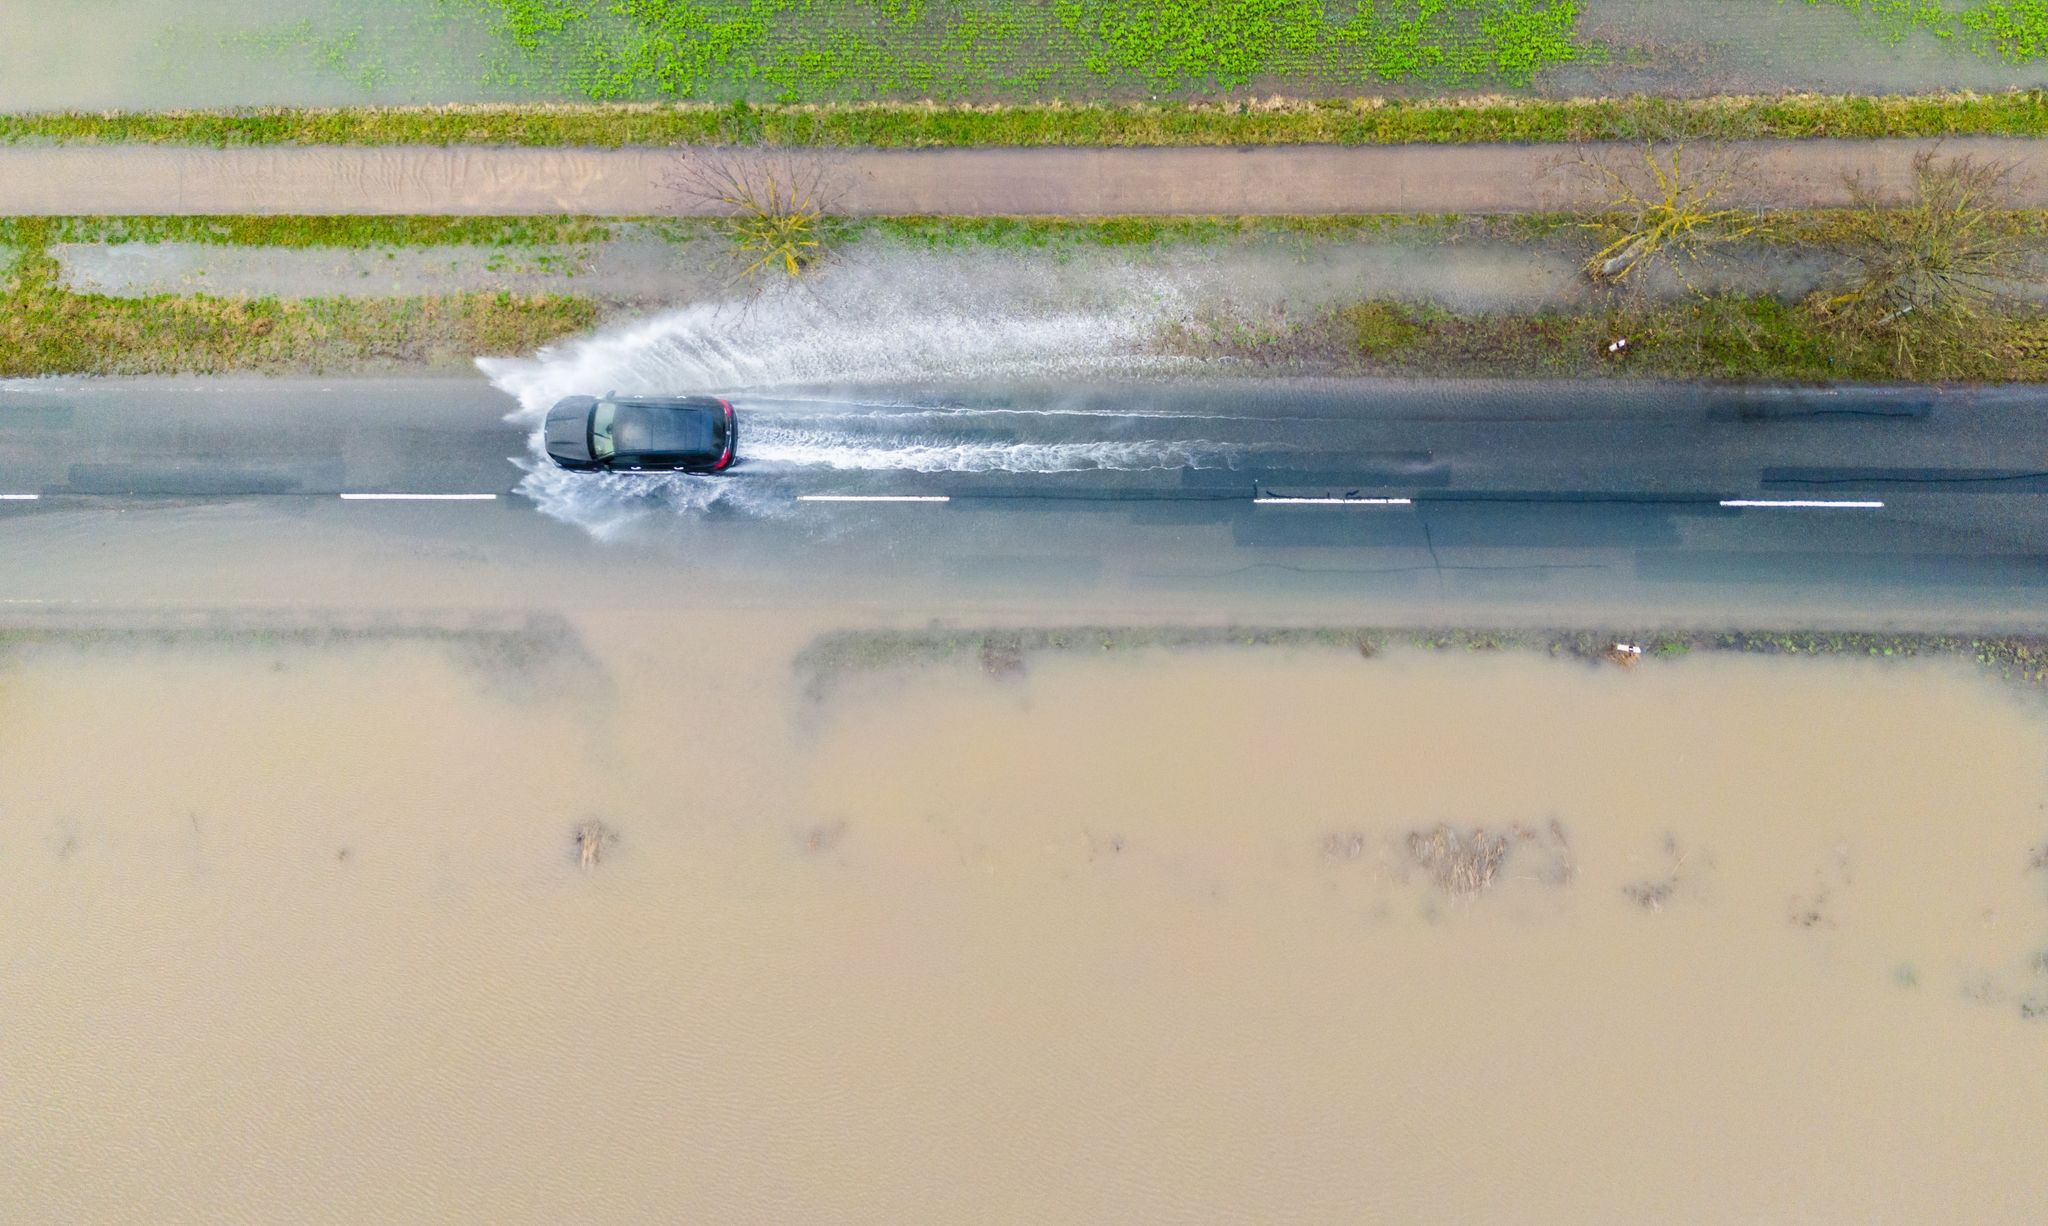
[5,212,2046,381]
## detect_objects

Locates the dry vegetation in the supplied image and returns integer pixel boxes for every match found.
[1813,151,2040,377]
[671,149,839,282]
[1573,142,1767,289]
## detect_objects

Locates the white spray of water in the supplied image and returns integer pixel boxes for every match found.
[481,248,1200,419]
[481,248,1245,534]
[738,426,1233,474]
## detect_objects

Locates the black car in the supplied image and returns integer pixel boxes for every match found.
[543,394,737,472]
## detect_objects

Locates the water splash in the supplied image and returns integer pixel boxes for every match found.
[480,248,1199,422]
[483,249,1231,534]
[738,425,1235,473]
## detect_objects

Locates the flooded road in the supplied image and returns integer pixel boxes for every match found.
[3,615,2045,1222]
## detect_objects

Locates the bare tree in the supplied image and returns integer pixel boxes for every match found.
[1571,142,1767,291]
[1816,151,2036,373]
[670,148,842,283]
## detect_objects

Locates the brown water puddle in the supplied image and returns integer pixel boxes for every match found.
[1,625,2044,1222]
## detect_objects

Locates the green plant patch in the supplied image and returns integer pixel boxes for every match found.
[447,0,1591,100]
[1341,300,1428,355]
[1804,0,2048,60]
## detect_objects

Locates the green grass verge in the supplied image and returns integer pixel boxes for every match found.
[15,210,2048,254]
[0,212,1533,251]
[1177,294,2048,382]
[0,220,596,376]
[5,92,2046,147]
[0,216,611,248]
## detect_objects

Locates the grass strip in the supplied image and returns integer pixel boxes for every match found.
[23,209,2048,253]
[4,93,2047,148]
[0,215,612,248]
[1180,293,2048,383]
[0,220,596,376]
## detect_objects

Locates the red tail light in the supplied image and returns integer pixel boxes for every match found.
[715,400,736,469]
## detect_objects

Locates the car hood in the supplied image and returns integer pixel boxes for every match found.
[543,396,596,464]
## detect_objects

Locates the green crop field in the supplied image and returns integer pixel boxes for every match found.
[1810,0,2048,58]
[453,0,1593,99]
[444,0,2048,103]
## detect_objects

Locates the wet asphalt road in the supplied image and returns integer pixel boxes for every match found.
[2,375,2045,627]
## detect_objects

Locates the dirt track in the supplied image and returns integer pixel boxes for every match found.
[2,139,2044,216]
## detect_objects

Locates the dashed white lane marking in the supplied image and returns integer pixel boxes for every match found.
[339,493,499,501]
[0,494,40,501]
[1254,496,1413,506]
[798,494,951,503]
[1720,499,1885,509]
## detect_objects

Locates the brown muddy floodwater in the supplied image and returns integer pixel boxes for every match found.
[1,618,2045,1223]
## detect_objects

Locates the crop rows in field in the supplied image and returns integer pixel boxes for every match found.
[452,0,2048,102]
[457,0,1592,99]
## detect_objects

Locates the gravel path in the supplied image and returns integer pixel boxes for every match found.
[4,139,2046,216]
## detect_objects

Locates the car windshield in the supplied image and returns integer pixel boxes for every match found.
[590,400,618,460]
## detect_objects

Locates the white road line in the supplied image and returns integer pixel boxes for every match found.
[339,493,499,501]
[1720,499,1885,509]
[1253,496,1413,506]
[798,494,951,503]
[0,494,40,501]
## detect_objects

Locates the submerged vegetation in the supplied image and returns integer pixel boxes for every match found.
[795,624,2048,696]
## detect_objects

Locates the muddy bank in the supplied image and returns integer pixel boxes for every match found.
[797,623,2048,697]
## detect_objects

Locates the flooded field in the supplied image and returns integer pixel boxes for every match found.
[2,615,2045,1222]
[4,1,2045,110]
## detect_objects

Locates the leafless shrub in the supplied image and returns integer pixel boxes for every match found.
[1570,142,1766,291]
[671,149,841,283]
[1826,153,2029,317]
[1816,152,2036,375]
